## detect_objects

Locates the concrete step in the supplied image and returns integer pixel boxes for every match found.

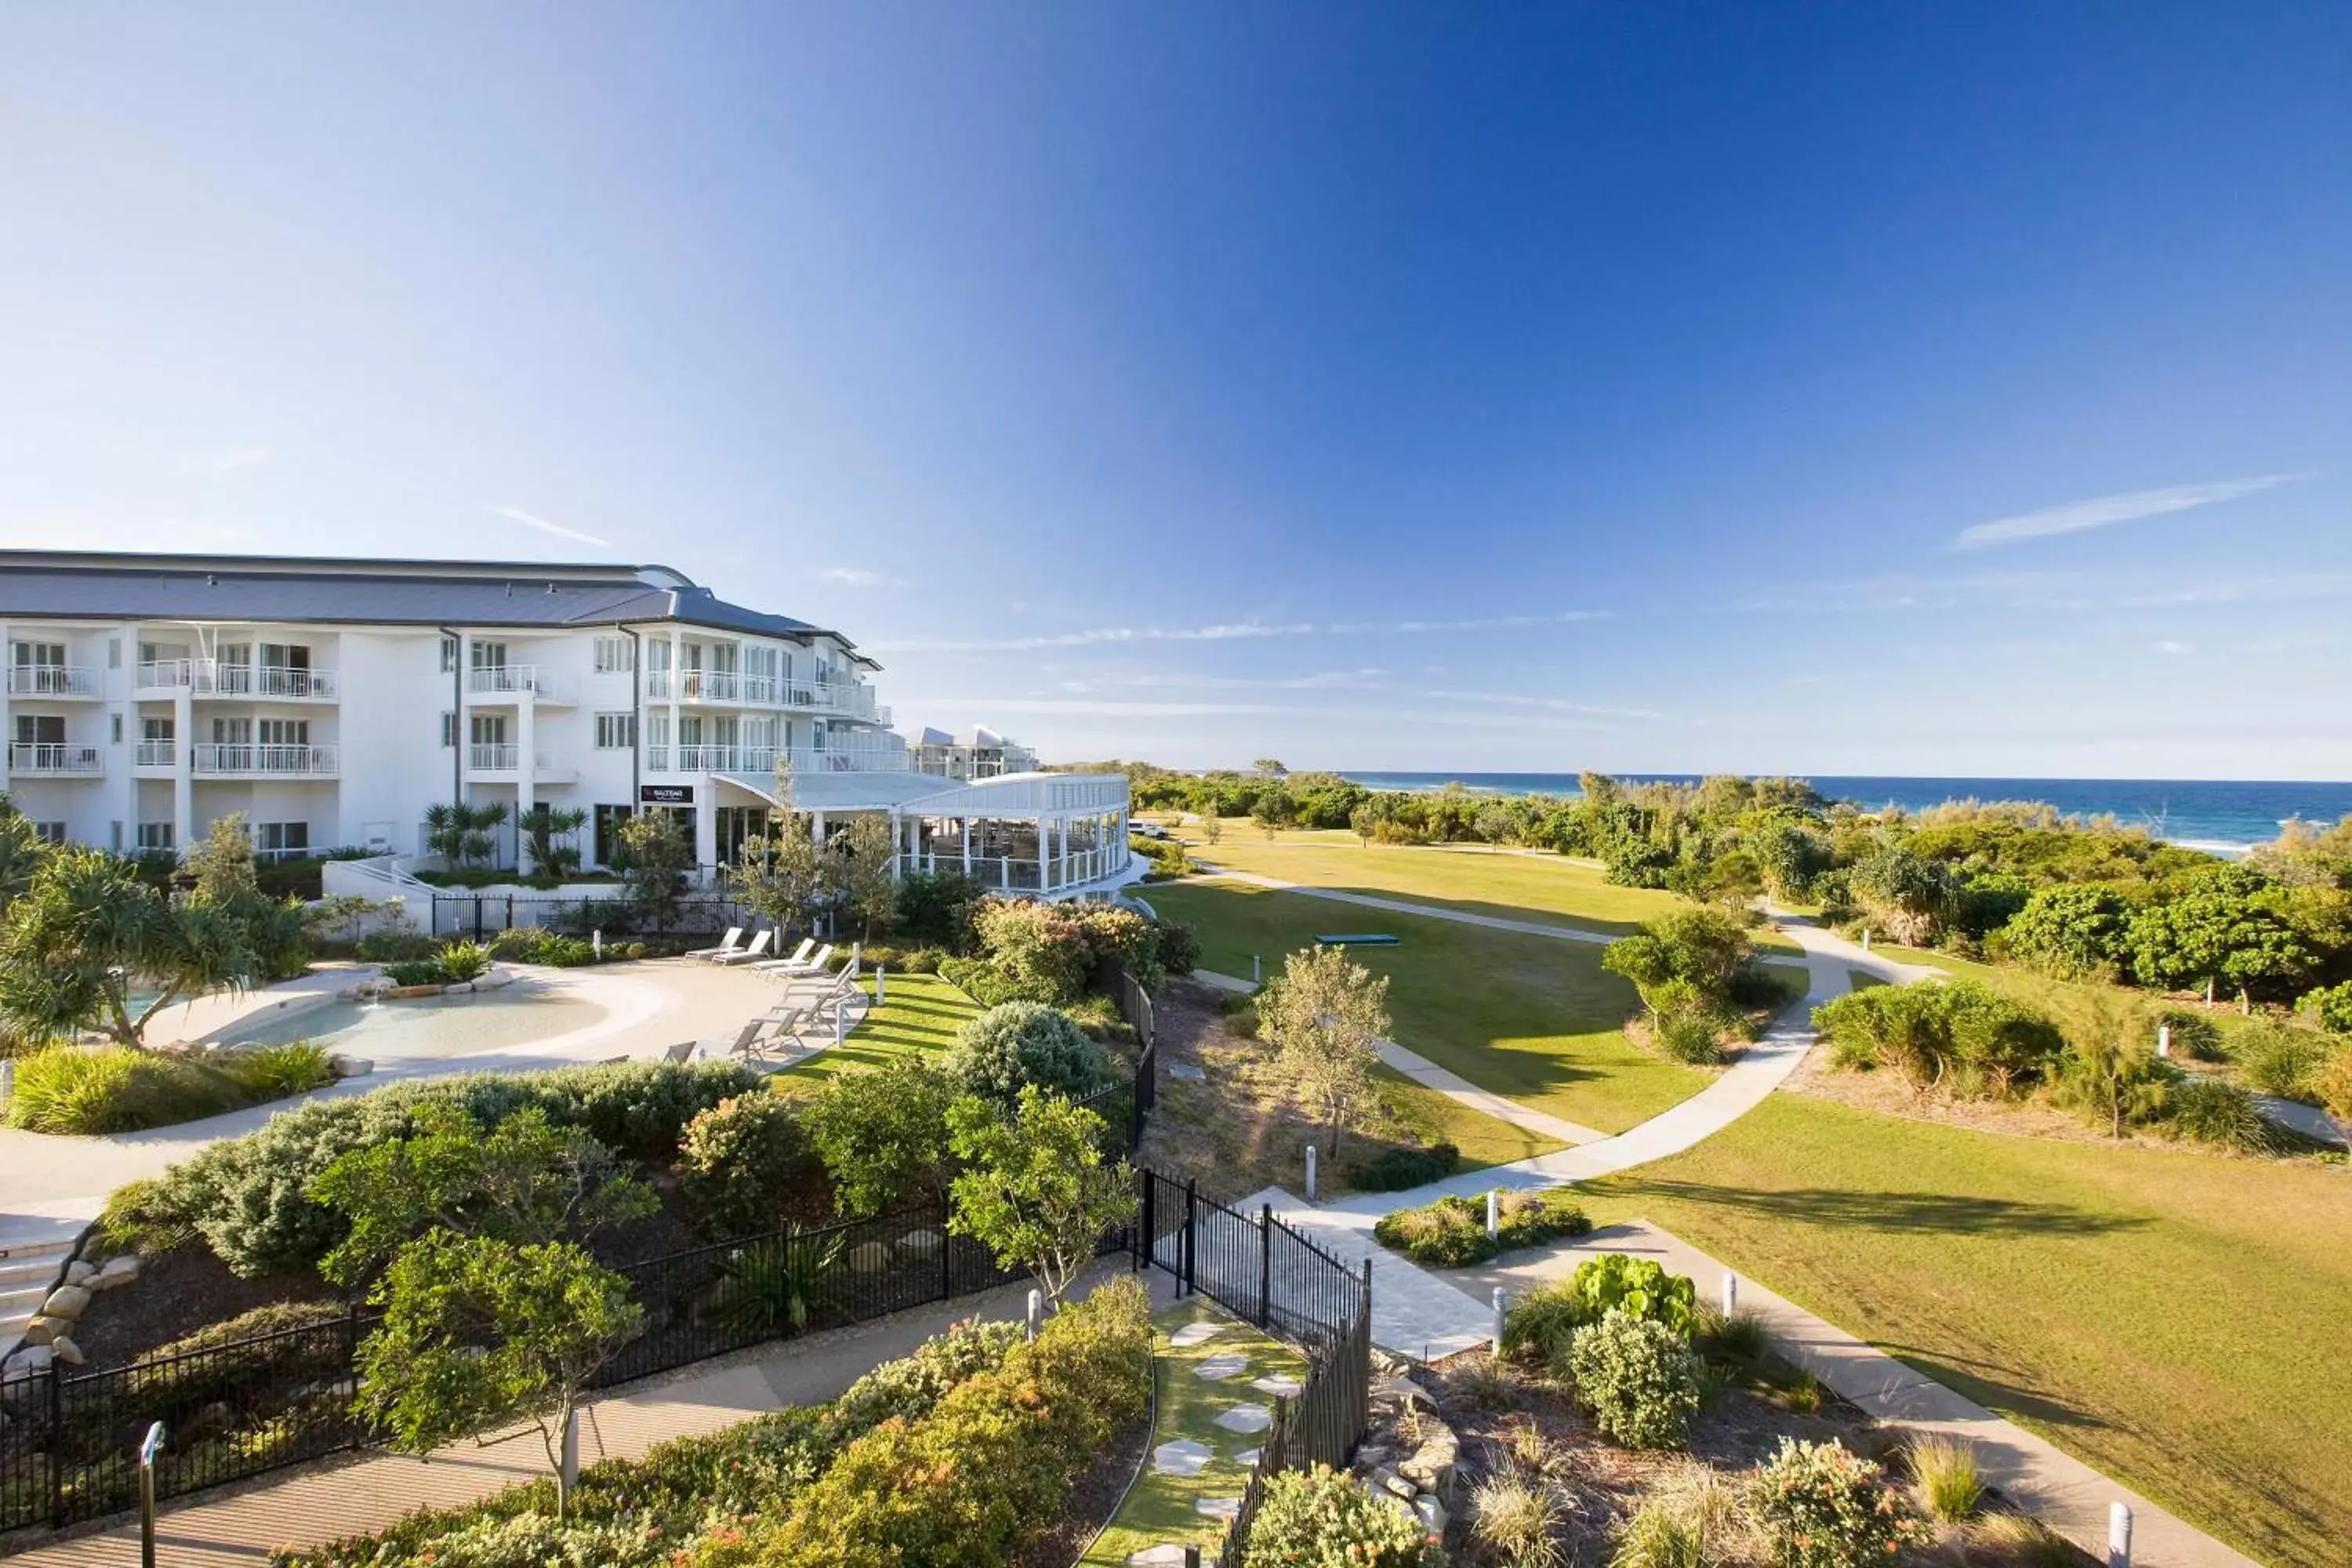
[0,1283,50,1319]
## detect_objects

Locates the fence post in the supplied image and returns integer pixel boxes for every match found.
[1258,1203,1274,1328]
[1491,1287,1508,1355]
[939,1209,954,1300]
[1183,1179,1198,1296]
[1305,1144,1317,1202]
[139,1420,165,1568]
[1135,1171,1152,1272]
[47,1360,64,1527]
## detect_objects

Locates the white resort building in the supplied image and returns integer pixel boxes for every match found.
[0,550,1138,901]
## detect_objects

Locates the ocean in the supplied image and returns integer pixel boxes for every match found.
[1331,773,2352,855]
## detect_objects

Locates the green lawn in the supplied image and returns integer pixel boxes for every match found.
[1082,1298,1305,1566]
[1147,879,1710,1134]
[1174,830,1801,955]
[1575,1093,2352,1566]
[775,971,981,1082]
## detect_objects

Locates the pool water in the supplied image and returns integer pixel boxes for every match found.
[222,990,611,1058]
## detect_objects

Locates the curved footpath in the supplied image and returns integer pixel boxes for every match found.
[1197,869,2257,1568]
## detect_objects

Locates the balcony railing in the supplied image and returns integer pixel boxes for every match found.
[192,743,338,776]
[7,665,99,698]
[7,742,103,775]
[134,740,178,768]
[466,665,571,702]
[642,670,884,721]
[466,746,574,782]
[652,742,910,776]
[134,659,338,699]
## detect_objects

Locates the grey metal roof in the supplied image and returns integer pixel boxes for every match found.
[0,551,872,662]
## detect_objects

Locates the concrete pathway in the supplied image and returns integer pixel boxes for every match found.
[4,1263,1166,1566]
[2252,1091,2347,1149]
[1454,1221,2260,1568]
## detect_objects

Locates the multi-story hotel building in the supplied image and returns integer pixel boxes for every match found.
[0,550,1135,900]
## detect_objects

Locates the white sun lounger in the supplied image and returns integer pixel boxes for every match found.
[759,941,832,977]
[710,929,776,966]
[758,936,817,973]
[662,1040,698,1065]
[684,927,744,961]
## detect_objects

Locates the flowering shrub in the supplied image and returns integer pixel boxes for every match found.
[1565,1308,1701,1450]
[1240,1463,1436,1566]
[676,1092,812,1236]
[1748,1438,1929,1568]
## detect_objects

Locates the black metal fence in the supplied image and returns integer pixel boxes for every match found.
[428,891,746,941]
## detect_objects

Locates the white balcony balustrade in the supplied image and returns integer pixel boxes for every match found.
[644,670,884,722]
[466,745,577,782]
[191,743,338,777]
[7,742,103,775]
[133,740,178,768]
[465,665,572,703]
[134,659,337,699]
[7,665,99,698]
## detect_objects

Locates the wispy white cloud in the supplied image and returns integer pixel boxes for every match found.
[2154,639,2194,655]
[868,609,1607,654]
[1425,688,1662,720]
[489,505,611,549]
[1951,473,2310,550]
[1738,568,2352,616]
[1056,669,1391,695]
[818,567,892,588]
[191,445,272,475]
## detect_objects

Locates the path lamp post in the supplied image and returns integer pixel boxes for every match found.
[138,1421,165,1568]
[2108,1501,2132,1567]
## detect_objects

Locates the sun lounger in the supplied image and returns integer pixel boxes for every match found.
[753,1003,813,1041]
[758,941,832,977]
[762,936,817,972]
[685,927,744,961]
[718,1019,768,1061]
[662,1040,698,1065]
[710,929,775,966]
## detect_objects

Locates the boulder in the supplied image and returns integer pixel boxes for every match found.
[328,1054,375,1080]
[64,1261,96,1287]
[1410,1493,1450,1537]
[41,1285,91,1321]
[49,1336,83,1367]
[93,1255,140,1290]
[1396,1424,1459,1495]
[897,1229,942,1257]
[16,1317,59,1347]
[1371,1374,1435,1411]
[2,1345,53,1381]
[1371,1465,1415,1501]
[849,1242,894,1272]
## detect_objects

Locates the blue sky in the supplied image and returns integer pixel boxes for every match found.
[4,2,2348,779]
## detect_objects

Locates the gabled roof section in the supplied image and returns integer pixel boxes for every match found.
[0,550,876,662]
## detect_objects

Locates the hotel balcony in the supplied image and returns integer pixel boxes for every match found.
[7,742,103,776]
[191,743,339,778]
[7,665,100,699]
[466,744,579,784]
[649,742,910,776]
[135,659,339,700]
[134,740,178,773]
[465,665,575,705]
[644,670,887,724]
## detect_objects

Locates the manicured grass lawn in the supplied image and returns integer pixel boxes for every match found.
[775,971,981,1083]
[1146,879,1709,1134]
[1374,1063,1565,1170]
[1082,1298,1305,1566]
[1174,829,1801,956]
[1575,1093,2352,1566]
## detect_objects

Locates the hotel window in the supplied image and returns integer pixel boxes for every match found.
[595,712,637,749]
[110,714,123,744]
[593,636,633,673]
[441,711,457,748]
[110,821,123,853]
[253,821,310,859]
[33,822,67,846]
[438,635,459,673]
[107,638,122,670]
[137,822,175,851]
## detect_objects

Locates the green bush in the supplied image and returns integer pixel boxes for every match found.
[677,1092,815,1236]
[744,1275,1152,1568]
[894,870,985,951]
[1155,919,1200,978]
[437,939,493,982]
[381,957,452,987]
[943,1001,1113,1105]
[1,1042,328,1134]
[1240,1463,1436,1567]
[2233,1022,2332,1101]
[222,1041,336,1101]
[1372,1188,1589,1268]
[1345,1141,1461,1192]
[801,1058,957,1218]
[1566,1308,1701,1450]
[2153,1008,2226,1062]
[355,928,437,963]
[1748,1439,1928,1568]
[971,899,1093,1002]
[1503,1254,1695,1363]
[149,1060,760,1276]
[1810,980,2065,1098]
[2163,1077,2280,1152]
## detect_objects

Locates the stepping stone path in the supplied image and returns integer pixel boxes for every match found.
[1151,1439,1212,1478]
[1250,1373,1303,1397]
[1214,1402,1272,1434]
[1232,1447,1260,1466]
[1194,1496,1241,1520]
[1127,1548,1192,1567]
[1192,1353,1248,1381]
[1168,1062,1206,1081]
[1167,1320,1224,1349]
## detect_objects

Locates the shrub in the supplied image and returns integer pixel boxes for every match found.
[437,939,493,982]
[1697,1306,1769,1365]
[2153,1008,2225,1062]
[1504,1254,1697,1365]
[1156,919,1200,978]
[381,958,452,987]
[1905,1433,1984,1523]
[802,1057,958,1218]
[1345,1141,1461,1192]
[2302,980,2352,1035]
[1963,1512,2087,1567]
[2233,1022,2331,1100]
[222,1041,336,1102]
[1373,1188,1589,1269]
[1748,1439,1928,1568]
[943,1001,1113,1105]
[677,1093,814,1236]
[971,898,1092,1003]
[1811,981,2065,1098]
[894,870,985,951]
[1650,1001,1728,1065]
[1468,1467,1564,1567]
[134,1300,352,1417]
[0,1042,325,1134]
[356,928,437,963]
[1565,1309,1700,1449]
[1240,1463,1436,1567]
[1610,1473,1740,1568]
[2163,1077,2280,1152]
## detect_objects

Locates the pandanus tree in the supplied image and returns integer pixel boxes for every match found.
[518,804,590,881]
[423,800,511,872]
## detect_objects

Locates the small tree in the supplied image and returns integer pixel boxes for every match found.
[518,804,590,881]
[2055,1001,2176,1138]
[947,1087,1137,1305]
[727,825,826,936]
[423,800,511,872]
[803,1058,959,1217]
[2002,884,2133,981]
[354,1232,641,1519]
[826,814,900,938]
[1258,945,1391,1157]
[1253,758,1288,778]
[2125,891,2310,1011]
[308,1101,657,1286]
[614,810,693,935]
[1197,811,1224,847]
[180,812,260,901]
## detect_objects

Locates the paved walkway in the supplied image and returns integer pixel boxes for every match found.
[1452,1221,2259,1568]
[5,1263,1163,1566]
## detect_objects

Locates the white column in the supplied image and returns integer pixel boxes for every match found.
[515,692,537,857]
[1037,813,1049,892]
[0,619,9,794]
[172,686,194,854]
[692,792,717,873]
[887,809,902,877]
[666,628,682,781]
[961,817,972,876]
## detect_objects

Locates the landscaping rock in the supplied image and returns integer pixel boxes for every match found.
[1411,1492,1450,1537]
[1372,1465,1415,1501]
[17,1317,59,1347]
[896,1229,942,1257]
[849,1241,894,1272]
[1397,1425,1459,1494]
[48,1336,82,1367]
[64,1261,96,1287]
[40,1285,90,1321]
[93,1255,140,1290]
[1371,1374,1435,1411]
[1168,1062,1206,1081]
[2,1345,52,1381]
[328,1054,375,1080]
[384,985,441,1000]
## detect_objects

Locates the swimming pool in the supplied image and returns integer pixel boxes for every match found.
[220,989,612,1058]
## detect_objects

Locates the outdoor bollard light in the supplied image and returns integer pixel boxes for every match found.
[1491,1287,1507,1355]
[592,929,602,960]
[1026,1288,1042,1341]
[1252,953,1261,985]
[139,1420,165,1568]
[876,966,887,1004]
[1722,1272,1739,1316]
[1486,1189,1500,1240]
[0,1058,13,1111]
[1860,928,1872,952]
[561,1406,580,1498]
[2156,1023,2171,1058]
[2108,1502,2132,1567]
[1304,1144,1317,1202]
[1185,1548,1202,1568]
[834,996,849,1046]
